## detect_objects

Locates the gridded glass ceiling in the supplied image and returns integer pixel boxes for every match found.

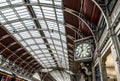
[51,70,71,81]
[0,0,70,81]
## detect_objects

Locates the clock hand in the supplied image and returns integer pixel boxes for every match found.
[80,46,83,54]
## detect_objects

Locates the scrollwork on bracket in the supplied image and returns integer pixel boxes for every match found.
[80,63,92,76]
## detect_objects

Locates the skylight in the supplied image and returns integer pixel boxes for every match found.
[0,0,69,80]
[0,0,69,81]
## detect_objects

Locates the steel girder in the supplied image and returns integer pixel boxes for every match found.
[0,39,39,71]
[2,18,63,25]
[64,8,97,30]
[92,0,109,16]
[1,25,81,43]
[0,44,39,73]
[65,23,84,38]
[92,0,109,27]
[64,8,98,45]
[0,2,61,10]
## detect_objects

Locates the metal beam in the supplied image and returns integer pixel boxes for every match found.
[68,49,73,54]
[11,52,27,66]
[0,2,61,10]
[0,35,10,41]
[0,35,66,51]
[25,0,60,67]
[65,23,84,38]
[92,0,108,16]
[74,36,93,42]
[1,23,82,42]
[24,43,67,50]
[64,8,97,31]
[0,42,17,55]
[2,23,83,39]
[7,28,65,36]
[29,49,67,55]
[67,35,75,41]
[26,64,40,73]
[22,59,40,70]
[0,28,42,71]
[18,36,66,43]
[64,7,98,48]
[92,0,108,27]
[16,58,39,71]
[2,18,63,25]
[0,43,39,72]
[0,43,24,64]
[6,48,23,60]
[68,43,73,48]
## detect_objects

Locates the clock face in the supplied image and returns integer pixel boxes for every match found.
[75,43,91,59]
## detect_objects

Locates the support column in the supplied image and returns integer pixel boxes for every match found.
[108,25,120,80]
[101,60,108,81]
[99,57,108,81]
[110,45,120,81]
[96,50,103,81]
[108,16,120,71]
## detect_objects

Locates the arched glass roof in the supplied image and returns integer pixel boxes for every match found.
[0,0,70,81]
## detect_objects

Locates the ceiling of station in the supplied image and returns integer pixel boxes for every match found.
[63,0,101,70]
[0,0,69,80]
[0,0,102,81]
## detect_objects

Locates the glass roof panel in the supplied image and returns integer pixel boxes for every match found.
[32,6,43,18]
[0,15,5,23]
[15,6,31,18]
[43,31,50,37]
[56,47,62,51]
[19,31,31,39]
[34,50,42,54]
[46,21,58,30]
[39,0,52,4]
[51,71,71,81]
[45,54,52,57]
[25,39,35,45]
[52,32,60,39]
[29,0,37,3]
[53,40,61,45]
[42,7,56,20]
[41,68,53,73]
[50,45,55,49]
[26,47,32,52]
[54,0,62,6]
[0,0,69,76]
[39,20,47,29]
[30,52,35,56]
[20,41,27,47]
[39,45,47,49]
[46,39,53,44]
[0,0,8,7]
[42,50,49,53]
[35,38,44,44]
[10,0,23,4]
[29,30,41,37]
[12,22,25,31]
[37,54,44,57]
[57,51,63,55]
[30,45,39,50]
[59,24,65,33]
[13,34,22,41]
[40,58,47,61]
